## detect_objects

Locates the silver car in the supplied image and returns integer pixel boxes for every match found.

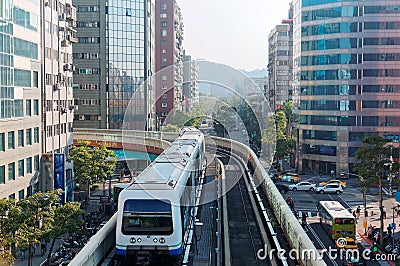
[316,183,343,194]
[289,181,316,192]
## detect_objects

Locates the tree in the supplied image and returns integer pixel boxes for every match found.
[273,110,287,141]
[0,198,20,265]
[69,141,117,200]
[354,135,399,247]
[43,202,83,265]
[15,190,62,266]
[161,124,179,133]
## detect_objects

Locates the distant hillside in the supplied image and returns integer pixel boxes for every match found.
[240,68,268,78]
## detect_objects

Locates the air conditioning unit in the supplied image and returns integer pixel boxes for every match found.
[44,0,49,6]
[61,39,70,47]
[79,115,85,121]
[63,64,69,71]
[60,107,67,114]
[69,105,78,111]
[53,84,60,91]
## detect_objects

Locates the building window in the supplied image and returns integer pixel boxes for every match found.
[8,162,15,181]
[0,133,4,152]
[162,84,167,89]
[26,99,31,116]
[161,112,168,117]
[161,4,167,10]
[162,102,168,107]
[33,71,38,87]
[162,76,167,81]
[162,21,167,27]
[18,189,24,200]
[9,193,15,200]
[34,127,39,143]
[160,13,167,18]
[161,58,167,63]
[33,99,39,115]
[26,157,32,174]
[162,93,167,98]
[18,160,24,177]
[162,49,167,54]
[26,129,32,145]
[161,39,167,45]
[0,165,4,184]
[162,30,167,36]
[8,132,14,149]
[34,155,39,171]
[18,130,24,147]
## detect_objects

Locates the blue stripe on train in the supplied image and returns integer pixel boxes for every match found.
[169,246,182,255]
[116,246,182,256]
[116,247,126,255]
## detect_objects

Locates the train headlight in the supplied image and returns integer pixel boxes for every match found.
[159,238,165,243]
[137,238,142,243]
[153,238,158,243]
[130,237,136,243]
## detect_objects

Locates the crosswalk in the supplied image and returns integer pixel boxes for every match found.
[338,188,381,215]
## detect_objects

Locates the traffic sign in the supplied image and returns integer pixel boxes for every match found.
[100,196,110,203]
[396,192,400,202]
[392,223,396,230]
[362,221,368,229]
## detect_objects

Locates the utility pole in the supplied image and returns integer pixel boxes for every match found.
[379,171,384,248]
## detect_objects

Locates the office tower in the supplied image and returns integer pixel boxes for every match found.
[268,3,293,111]
[0,0,39,199]
[182,52,199,113]
[155,0,184,125]
[40,0,76,201]
[73,0,155,130]
[293,0,400,174]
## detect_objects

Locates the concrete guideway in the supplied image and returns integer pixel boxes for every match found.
[72,129,325,266]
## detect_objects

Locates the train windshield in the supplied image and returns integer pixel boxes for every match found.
[122,199,173,235]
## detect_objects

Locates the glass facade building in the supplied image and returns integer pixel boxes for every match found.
[73,0,155,130]
[293,0,400,174]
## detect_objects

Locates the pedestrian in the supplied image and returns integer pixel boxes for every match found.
[388,225,392,236]
[41,240,47,255]
[383,206,387,219]
[330,169,335,177]
[397,208,400,218]
[356,206,361,218]
[352,210,356,219]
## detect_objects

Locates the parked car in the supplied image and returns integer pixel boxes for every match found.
[316,183,343,194]
[289,181,316,191]
[275,183,289,193]
[279,173,301,183]
[320,179,347,188]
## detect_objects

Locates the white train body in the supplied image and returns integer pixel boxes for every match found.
[116,127,205,264]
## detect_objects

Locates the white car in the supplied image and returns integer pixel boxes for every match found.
[316,183,343,194]
[289,181,316,192]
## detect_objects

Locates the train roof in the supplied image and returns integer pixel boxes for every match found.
[126,133,202,191]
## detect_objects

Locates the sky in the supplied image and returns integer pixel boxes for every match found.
[176,0,292,71]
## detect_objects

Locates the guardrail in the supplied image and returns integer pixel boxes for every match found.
[72,129,325,266]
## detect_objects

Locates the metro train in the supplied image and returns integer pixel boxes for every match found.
[116,127,206,265]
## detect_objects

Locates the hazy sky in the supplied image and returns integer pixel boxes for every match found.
[176,0,292,71]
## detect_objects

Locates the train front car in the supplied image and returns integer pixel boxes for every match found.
[116,128,205,265]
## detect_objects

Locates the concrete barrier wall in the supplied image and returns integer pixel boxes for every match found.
[69,213,117,266]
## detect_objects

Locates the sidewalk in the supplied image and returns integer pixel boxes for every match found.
[355,196,400,266]
[12,179,125,266]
